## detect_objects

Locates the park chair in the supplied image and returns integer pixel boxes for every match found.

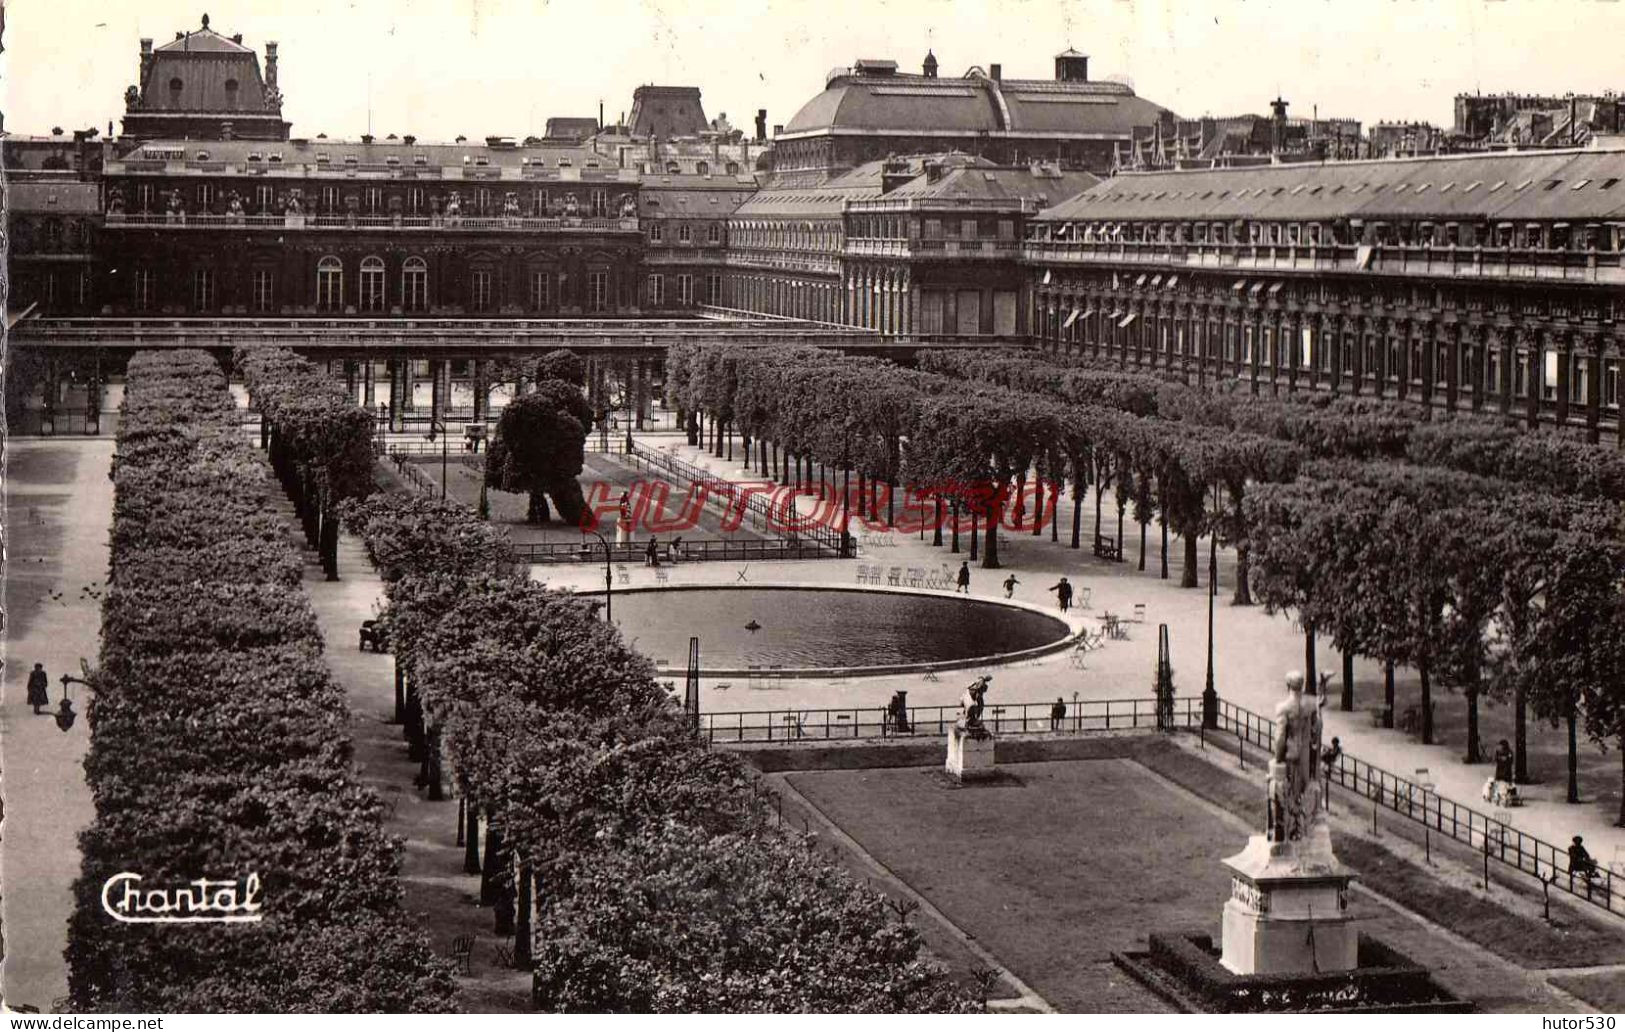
[747,665,764,691]
[1069,643,1089,670]
[1076,585,1093,610]
[493,944,514,968]
[615,565,631,585]
[654,567,670,584]
[1132,602,1147,623]
[855,563,871,584]
[451,935,474,975]
[359,619,388,652]
[906,566,925,587]
[886,566,903,586]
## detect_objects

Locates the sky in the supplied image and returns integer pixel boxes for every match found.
[3,0,1623,142]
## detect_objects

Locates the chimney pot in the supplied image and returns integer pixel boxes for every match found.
[773,124,783,137]
[990,63,1002,82]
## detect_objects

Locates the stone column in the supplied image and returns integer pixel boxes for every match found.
[473,359,488,422]
[1526,330,1544,429]
[363,358,376,409]
[344,359,358,403]
[1496,328,1515,420]
[1326,315,1342,395]
[388,358,402,432]
[1469,326,1487,413]
[429,359,444,427]
[1443,324,1460,411]
[1554,330,1572,429]
[1582,334,1603,445]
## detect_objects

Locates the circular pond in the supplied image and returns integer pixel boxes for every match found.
[605,586,1071,675]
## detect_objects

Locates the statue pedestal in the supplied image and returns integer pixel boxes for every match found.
[1220,822,1357,975]
[945,726,996,782]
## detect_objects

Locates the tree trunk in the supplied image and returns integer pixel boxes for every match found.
[1567,702,1580,805]
[1160,515,1169,579]
[1181,532,1198,588]
[1383,660,1395,729]
[969,509,979,563]
[1071,485,1084,549]
[933,497,944,547]
[1115,499,1125,555]
[514,865,534,969]
[1617,738,1624,827]
[982,499,1000,569]
[1304,626,1317,692]
[1419,661,1433,745]
[463,802,481,875]
[1515,684,1529,783]
[1464,679,1482,765]
[1138,516,1148,571]
[320,502,340,581]
[1012,473,1026,530]
[526,488,551,524]
[1232,543,1253,605]
[479,828,504,906]
[1032,478,1044,536]
[950,500,960,553]
[1341,649,1354,712]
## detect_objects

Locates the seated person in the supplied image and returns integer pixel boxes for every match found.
[1568,836,1599,882]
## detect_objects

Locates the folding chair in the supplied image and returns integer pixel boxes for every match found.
[747,665,764,691]
[906,566,925,587]
[886,566,903,586]
[615,565,631,586]
[1069,643,1089,670]
[654,567,670,584]
[1132,602,1147,623]
[1076,585,1093,610]
[450,935,474,975]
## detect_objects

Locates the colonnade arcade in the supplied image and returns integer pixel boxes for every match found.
[1034,272,1625,446]
[843,264,913,334]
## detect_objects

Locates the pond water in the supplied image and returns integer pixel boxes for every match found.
[607,587,1068,670]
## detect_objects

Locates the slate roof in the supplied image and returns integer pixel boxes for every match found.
[783,67,1170,139]
[1038,147,1625,223]
[874,161,1098,206]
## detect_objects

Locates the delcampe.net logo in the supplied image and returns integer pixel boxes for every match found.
[100,872,264,924]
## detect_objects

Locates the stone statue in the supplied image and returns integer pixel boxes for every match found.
[503,191,521,216]
[124,84,140,110]
[284,189,303,215]
[563,192,580,217]
[444,191,462,218]
[227,191,244,216]
[107,187,125,214]
[618,192,637,218]
[166,188,185,214]
[957,676,991,734]
[1267,670,1326,844]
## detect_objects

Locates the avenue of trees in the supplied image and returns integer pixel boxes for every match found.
[667,342,1625,820]
[340,491,977,1012]
[236,346,376,579]
[71,350,454,1012]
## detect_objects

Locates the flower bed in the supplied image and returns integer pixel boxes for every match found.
[68,349,455,1013]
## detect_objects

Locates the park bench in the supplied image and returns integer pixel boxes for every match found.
[358,619,388,652]
[1093,534,1123,562]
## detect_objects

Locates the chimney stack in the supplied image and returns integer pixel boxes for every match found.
[265,42,279,89]
[990,63,1002,82]
[773,124,783,137]
[1269,96,1288,154]
[140,38,154,83]
[755,109,767,143]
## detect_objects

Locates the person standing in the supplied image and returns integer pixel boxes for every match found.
[1002,574,1020,599]
[1050,696,1066,731]
[1492,739,1514,784]
[1048,577,1074,612]
[956,561,971,595]
[27,663,50,715]
[645,536,660,567]
[616,491,632,545]
[667,536,683,565]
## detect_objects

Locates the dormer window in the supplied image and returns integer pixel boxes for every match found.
[557,158,571,168]
[386,156,401,166]
[195,150,210,161]
[169,77,183,92]
[413,155,428,166]
[474,156,490,166]
[248,152,263,162]
[316,153,331,164]
[268,153,283,163]
[344,155,359,166]
[585,159,601,168]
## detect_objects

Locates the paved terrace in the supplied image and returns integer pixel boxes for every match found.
[535,431,1625,896]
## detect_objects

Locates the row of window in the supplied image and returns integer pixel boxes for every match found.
[1033,218,1625,253]
[1043,273,1618,323]
[125,182,623,218]
[646,273,723,306]
[648,222,724,245]
[729,221,843,253]
[1044,313,1623,409]
[849,215,1019,242]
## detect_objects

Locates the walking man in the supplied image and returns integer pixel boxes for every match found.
[27,663,50,715]
[1002,573,1020,599]
[956,561,971,595]
[1050,696,1066,731]
[1048,576,1074,612]
[645,536,660,567]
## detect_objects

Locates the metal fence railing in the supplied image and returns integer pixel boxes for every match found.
[517,537,842,565]
[1211,698,1620,919]
[700,696,1197,744]
[625,441,848,554]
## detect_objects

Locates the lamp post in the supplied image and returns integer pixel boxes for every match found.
[1203,533,1218,730]
[426,416,448,500]
[581,529,612,623]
